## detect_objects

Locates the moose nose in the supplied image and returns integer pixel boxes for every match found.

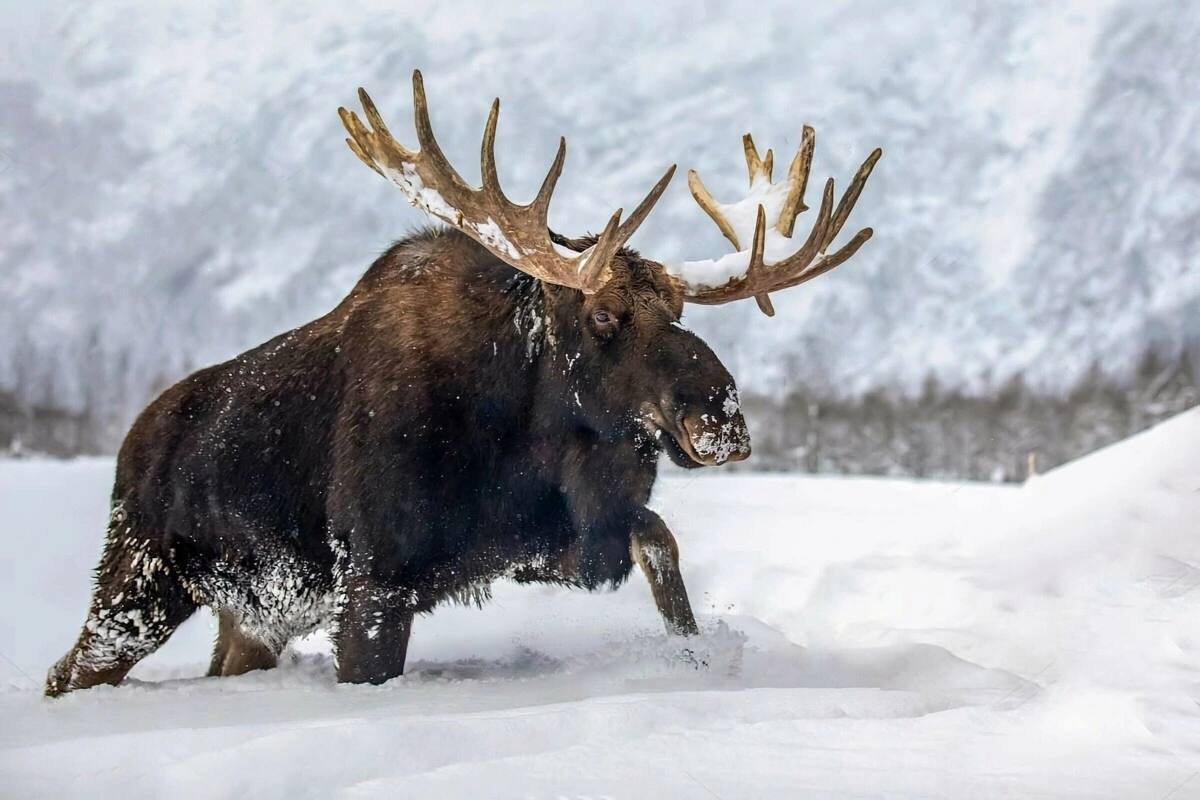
[678,411,752,466]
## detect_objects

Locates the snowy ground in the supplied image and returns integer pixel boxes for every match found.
[1,410,1198,798]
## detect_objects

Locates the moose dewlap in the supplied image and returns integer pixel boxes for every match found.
[47,70,879,695]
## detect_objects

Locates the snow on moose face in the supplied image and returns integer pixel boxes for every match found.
[679,385,752,466]
[654,383,751,469]
[642,385,751,470]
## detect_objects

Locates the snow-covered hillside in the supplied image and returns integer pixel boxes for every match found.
[1,409,1197,797]
[0,1,1197,462]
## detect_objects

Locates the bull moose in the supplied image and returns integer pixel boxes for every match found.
[47,71,880,695]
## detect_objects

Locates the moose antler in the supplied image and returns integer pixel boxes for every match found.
[339,70,675,293]
[668,127,881,316]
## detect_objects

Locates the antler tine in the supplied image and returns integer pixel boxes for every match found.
[533,155,670,266]
[357,87,394,141]
[578,208,625,284]
[825,147,882,248]
[410,70,470,191]
[339,106,378,168]
[342,89,417,175]
[786,227,874,290]
[778,125,815,236]
[614,165,677,247]
[687,169,740,249]
[745,206,774,316]
[742,134,773,184]
[788,177,835,267]
[345,137,381,176]
[673,129,880,314]
[530,137,566,223]
[480,98,511,205]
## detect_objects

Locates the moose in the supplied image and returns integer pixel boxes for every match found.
[47,71,880,695]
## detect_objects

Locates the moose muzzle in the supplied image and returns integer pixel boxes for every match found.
[678,411,752,466]
[644,390,751,468]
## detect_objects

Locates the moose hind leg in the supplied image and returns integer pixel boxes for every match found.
[207,610,280,677]
[206,610,232,677]
[46,527,196,697]
[631,511,700,636]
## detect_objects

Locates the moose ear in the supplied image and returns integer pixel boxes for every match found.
[549,230,600,254]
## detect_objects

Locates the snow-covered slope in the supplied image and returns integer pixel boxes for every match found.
[1,409,1197,797]
[1,1,1197,451]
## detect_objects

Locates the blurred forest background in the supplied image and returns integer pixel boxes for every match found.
[1,0,1196,479]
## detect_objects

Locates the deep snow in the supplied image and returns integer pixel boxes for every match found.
[1,409,1198,797]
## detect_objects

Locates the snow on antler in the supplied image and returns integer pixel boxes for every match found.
[667,128,881,316]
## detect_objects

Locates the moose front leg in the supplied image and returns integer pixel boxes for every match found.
[334,575,415,685]
[631,510,699,636]
[328,436,422,685]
